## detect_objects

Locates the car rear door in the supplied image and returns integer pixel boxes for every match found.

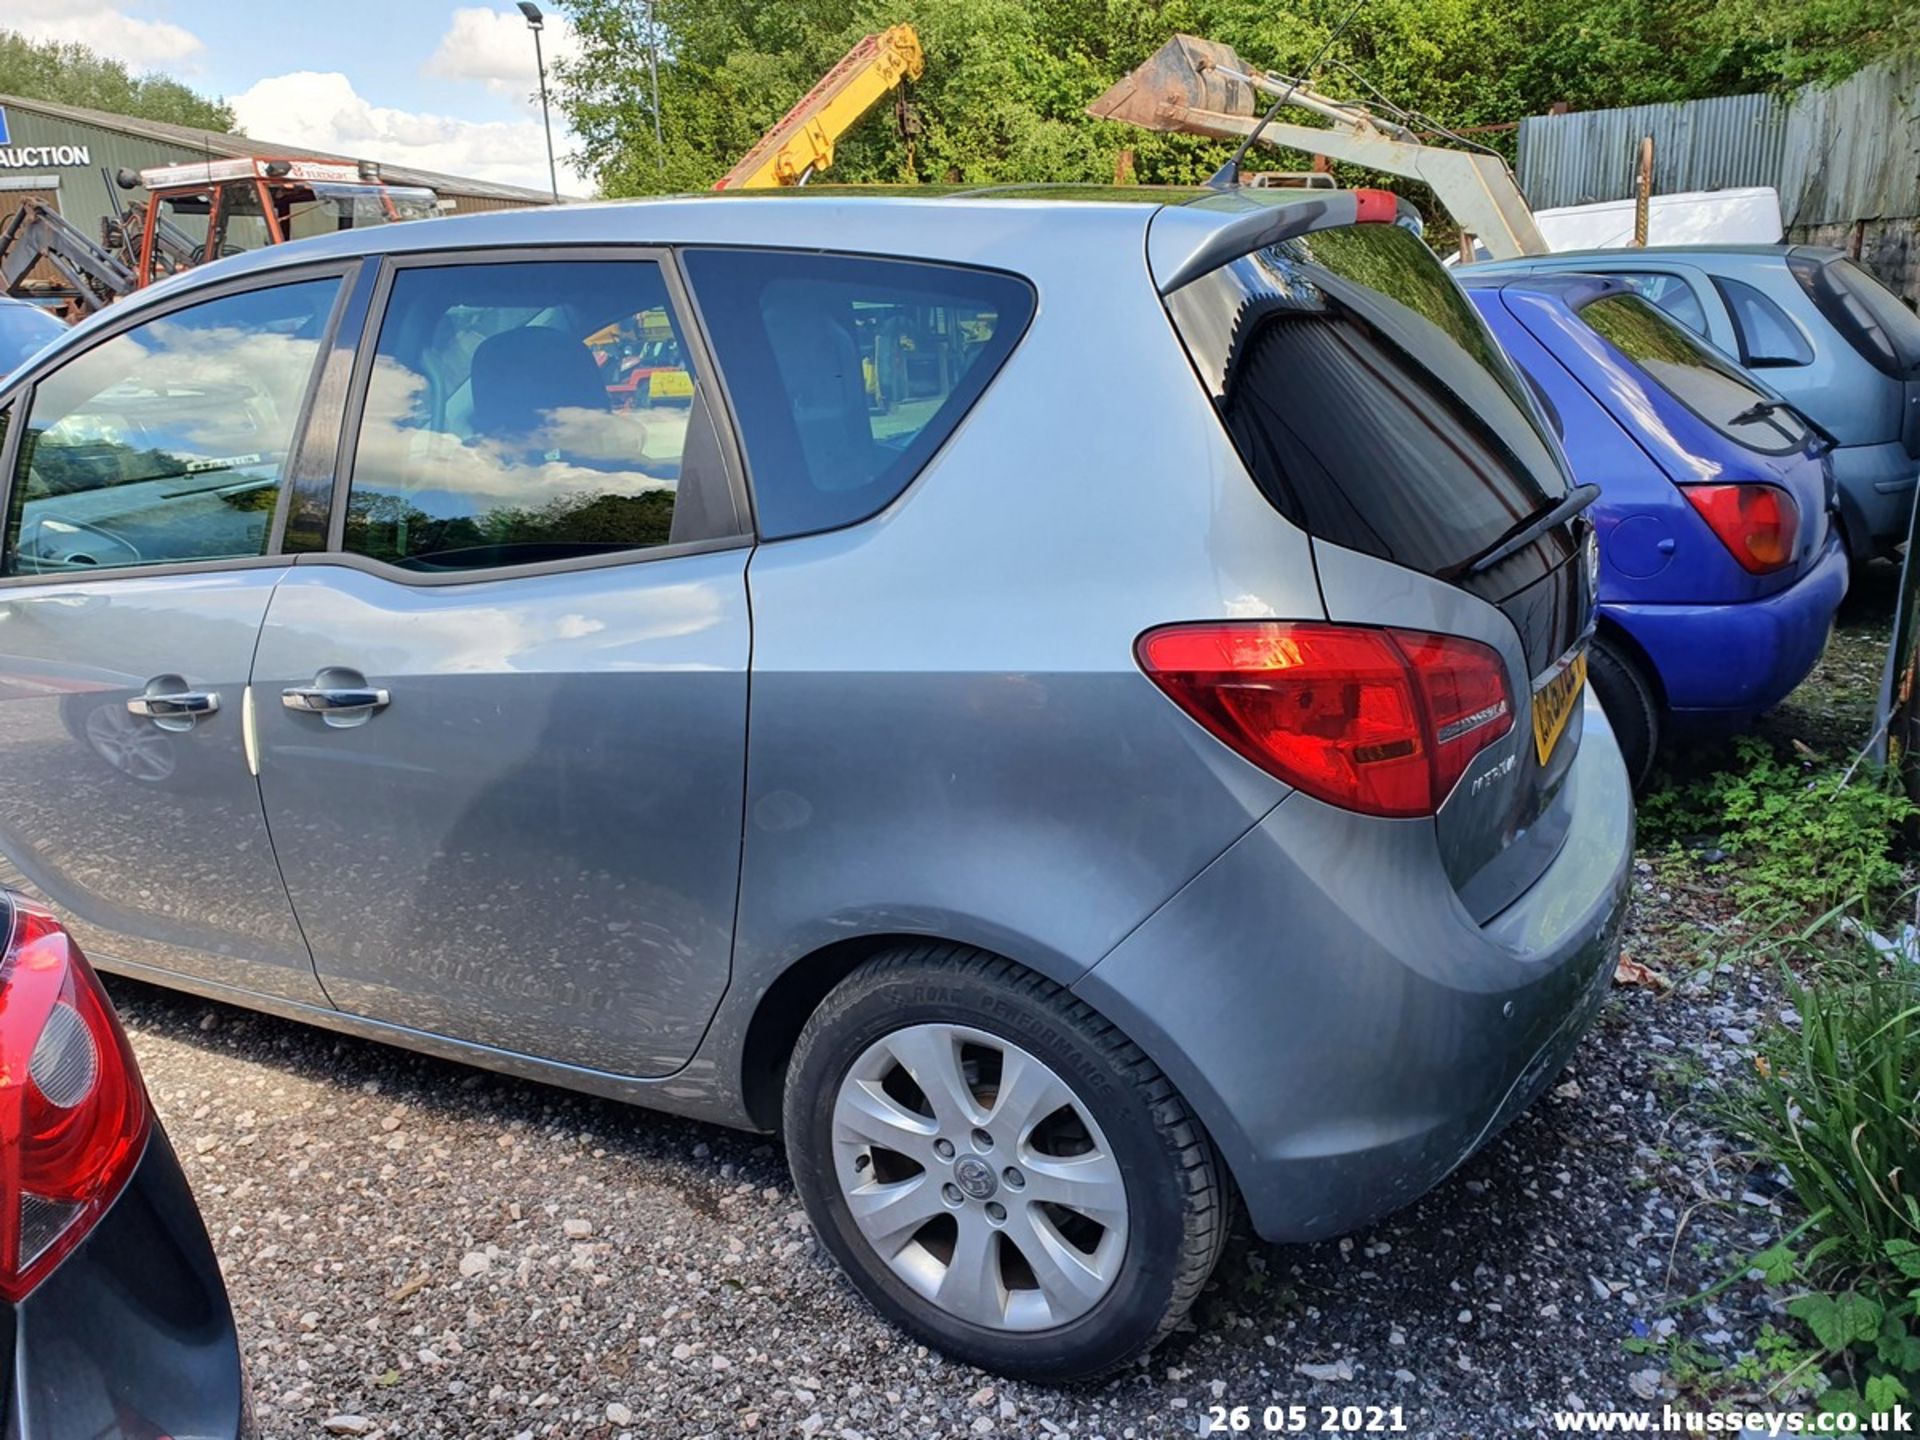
[0,267,353,1004]
[249,249,753,1078]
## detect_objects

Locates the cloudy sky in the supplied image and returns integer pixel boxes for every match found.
[8,0,595,195]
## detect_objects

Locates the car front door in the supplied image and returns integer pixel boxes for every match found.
[0,269,352,1004]
[250,251,752,1078]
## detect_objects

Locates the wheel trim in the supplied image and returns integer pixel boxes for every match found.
[830,1022,1129,1332]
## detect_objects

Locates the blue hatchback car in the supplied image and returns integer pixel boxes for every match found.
[1470,247,1920,564]
[1464,271,1848,783]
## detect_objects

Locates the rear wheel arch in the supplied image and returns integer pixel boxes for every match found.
[737,930,1091,1132]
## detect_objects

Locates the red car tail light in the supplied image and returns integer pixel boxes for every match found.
[0,900,149,1301]
[1683,483,1798,573]
[1136,622,1515,818]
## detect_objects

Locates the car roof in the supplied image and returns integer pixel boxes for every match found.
[1469,242,1841,270]
[78,185,1360,341]
[1455,269,1629,309]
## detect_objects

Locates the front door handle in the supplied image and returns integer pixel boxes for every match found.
[126,690,219,719]
[281,685,390,714]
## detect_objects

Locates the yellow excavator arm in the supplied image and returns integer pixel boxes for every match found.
[715,25,925,190]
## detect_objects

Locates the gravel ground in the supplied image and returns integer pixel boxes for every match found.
[103,578,1902,1439]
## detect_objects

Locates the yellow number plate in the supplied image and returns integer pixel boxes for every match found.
[1530,651,1588,765]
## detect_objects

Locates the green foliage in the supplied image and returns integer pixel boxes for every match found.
[553,0,1913,200]
[1722,943,1920,1411]
[1640,736,1913,926]
[0,30,233,132]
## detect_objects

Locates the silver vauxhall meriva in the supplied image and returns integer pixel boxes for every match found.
[0,186,1632,1380]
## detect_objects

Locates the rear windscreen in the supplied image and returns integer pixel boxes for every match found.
[1580,291,1813,455]
[1792,254,1920,379]
[1164,223,1571,578]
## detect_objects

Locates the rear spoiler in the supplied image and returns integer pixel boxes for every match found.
[1148,187,1422,295]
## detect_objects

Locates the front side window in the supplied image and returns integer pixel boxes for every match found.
[683,249,1034,540]
[1165,222,1571,578]
[345,259,728,572]
[2,277,340,577]
[0,303,64,377]
[1713,276,1814,367]
[1613,272,1709,336]
[1580,291,1811,454]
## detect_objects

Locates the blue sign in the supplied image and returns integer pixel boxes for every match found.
[0,109,10,147]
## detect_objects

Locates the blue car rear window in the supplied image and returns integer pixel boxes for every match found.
[1580,292,1812,455]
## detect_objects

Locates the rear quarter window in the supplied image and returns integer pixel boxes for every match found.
[1163,222,1571,578]
[1712,275,1814,367]
[683,250,1034,540]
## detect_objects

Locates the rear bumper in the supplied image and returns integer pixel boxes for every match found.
[1605,531,1848,719]
[8,1129,250,1439]
[1073,694,1633,1244]
[1831,442,1919,555]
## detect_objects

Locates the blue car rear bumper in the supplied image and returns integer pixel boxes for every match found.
[1604,532,1849,719]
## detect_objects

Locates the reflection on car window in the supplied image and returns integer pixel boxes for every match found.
[2,278,340,577]
[1164,223,1571,578]
[1614,273,1709,336]
[683,249,1033,540]
[1581,292,1809,455]
[0,302,65,376]
[1714,277,1814,367]
[346,260,713,571]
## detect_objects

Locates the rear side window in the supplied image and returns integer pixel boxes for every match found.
[346,259,737,572]
[1615,272,1709,336]
[683,249,1033,539]
[3,277,339,576]
[1713,276,1814,367]
[1580,292,1810,454]
[1164,222,1570,578]
[1791,254,1920,378]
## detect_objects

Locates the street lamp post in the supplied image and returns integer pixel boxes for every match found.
[518,1,560,203]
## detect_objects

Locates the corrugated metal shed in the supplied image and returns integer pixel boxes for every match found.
[0,93,568,208]
[1781,59,1920,225]
[1517,93,1786,211]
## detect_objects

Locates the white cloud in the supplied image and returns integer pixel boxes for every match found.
[230,70,589,196]
[7,0,205,71]
[425,6,581,99]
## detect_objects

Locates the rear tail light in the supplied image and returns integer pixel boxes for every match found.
[0,900,148,1301]
[1136,622,1515,818]
[1683,483,1798,573]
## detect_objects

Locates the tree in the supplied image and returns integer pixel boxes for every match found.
[552,0,1915,201]
[0,30,234,132]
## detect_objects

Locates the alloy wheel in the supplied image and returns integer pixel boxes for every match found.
[830,1023,1129,1332]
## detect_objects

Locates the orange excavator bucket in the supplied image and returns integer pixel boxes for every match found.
[1086,35,1262,131]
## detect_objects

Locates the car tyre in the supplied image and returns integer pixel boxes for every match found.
[1588,637,1659,789]
[783,944,1226,1382]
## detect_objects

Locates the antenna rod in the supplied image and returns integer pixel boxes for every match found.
[1207,0,1369,189]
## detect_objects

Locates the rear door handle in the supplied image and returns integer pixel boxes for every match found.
[126,690,219,719]
[281,685,390,714]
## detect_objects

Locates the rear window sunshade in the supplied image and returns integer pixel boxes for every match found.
[1162,223,1573,582]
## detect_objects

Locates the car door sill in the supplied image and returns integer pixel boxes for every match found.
[88,952,742,1128]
